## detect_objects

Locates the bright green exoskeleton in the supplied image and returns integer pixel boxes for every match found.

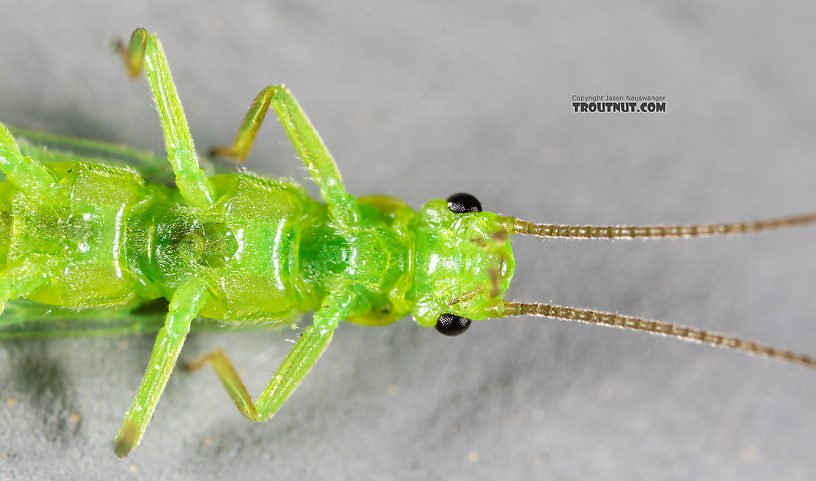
[1,28,816,458]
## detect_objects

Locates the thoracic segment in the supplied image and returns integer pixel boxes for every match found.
[0,155,421,324]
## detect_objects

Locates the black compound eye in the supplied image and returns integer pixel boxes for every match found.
[435,313,472,336]
[446,193,482,213]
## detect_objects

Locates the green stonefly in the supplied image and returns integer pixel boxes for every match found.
[0,28,814,457]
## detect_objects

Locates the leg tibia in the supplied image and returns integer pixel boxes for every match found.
[213,85,360,226]
[114,278,209,457]
[187,312,339,422]
[116,28,215,209]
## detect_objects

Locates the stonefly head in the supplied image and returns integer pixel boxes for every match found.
[409,193,515,334]
[411,196,816,370]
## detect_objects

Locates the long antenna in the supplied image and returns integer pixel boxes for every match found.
[497,211,816,239]
[494,301,816,369]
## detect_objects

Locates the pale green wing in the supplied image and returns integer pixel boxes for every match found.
[0,300,295,339]
[7,126,223,185]
[0,300,167,338]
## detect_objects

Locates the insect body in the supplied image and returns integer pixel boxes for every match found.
[1,28,814,458]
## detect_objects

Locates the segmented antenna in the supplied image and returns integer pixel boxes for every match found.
[496,301,816,369]
[498,211,816,239]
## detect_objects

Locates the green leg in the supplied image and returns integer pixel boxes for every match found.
[209,86,276,162]
[0,259,51,317]
[117,28,215,208]
[114,278,209,458]
[185,290,355,422]
[0,122,53,193]
[212,85,360,227]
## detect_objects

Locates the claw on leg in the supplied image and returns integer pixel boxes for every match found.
[114,28,148,79]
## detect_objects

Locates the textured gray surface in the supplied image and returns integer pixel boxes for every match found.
[1,1,815,480]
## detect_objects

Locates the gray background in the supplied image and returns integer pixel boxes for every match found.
[1,1,815,480]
